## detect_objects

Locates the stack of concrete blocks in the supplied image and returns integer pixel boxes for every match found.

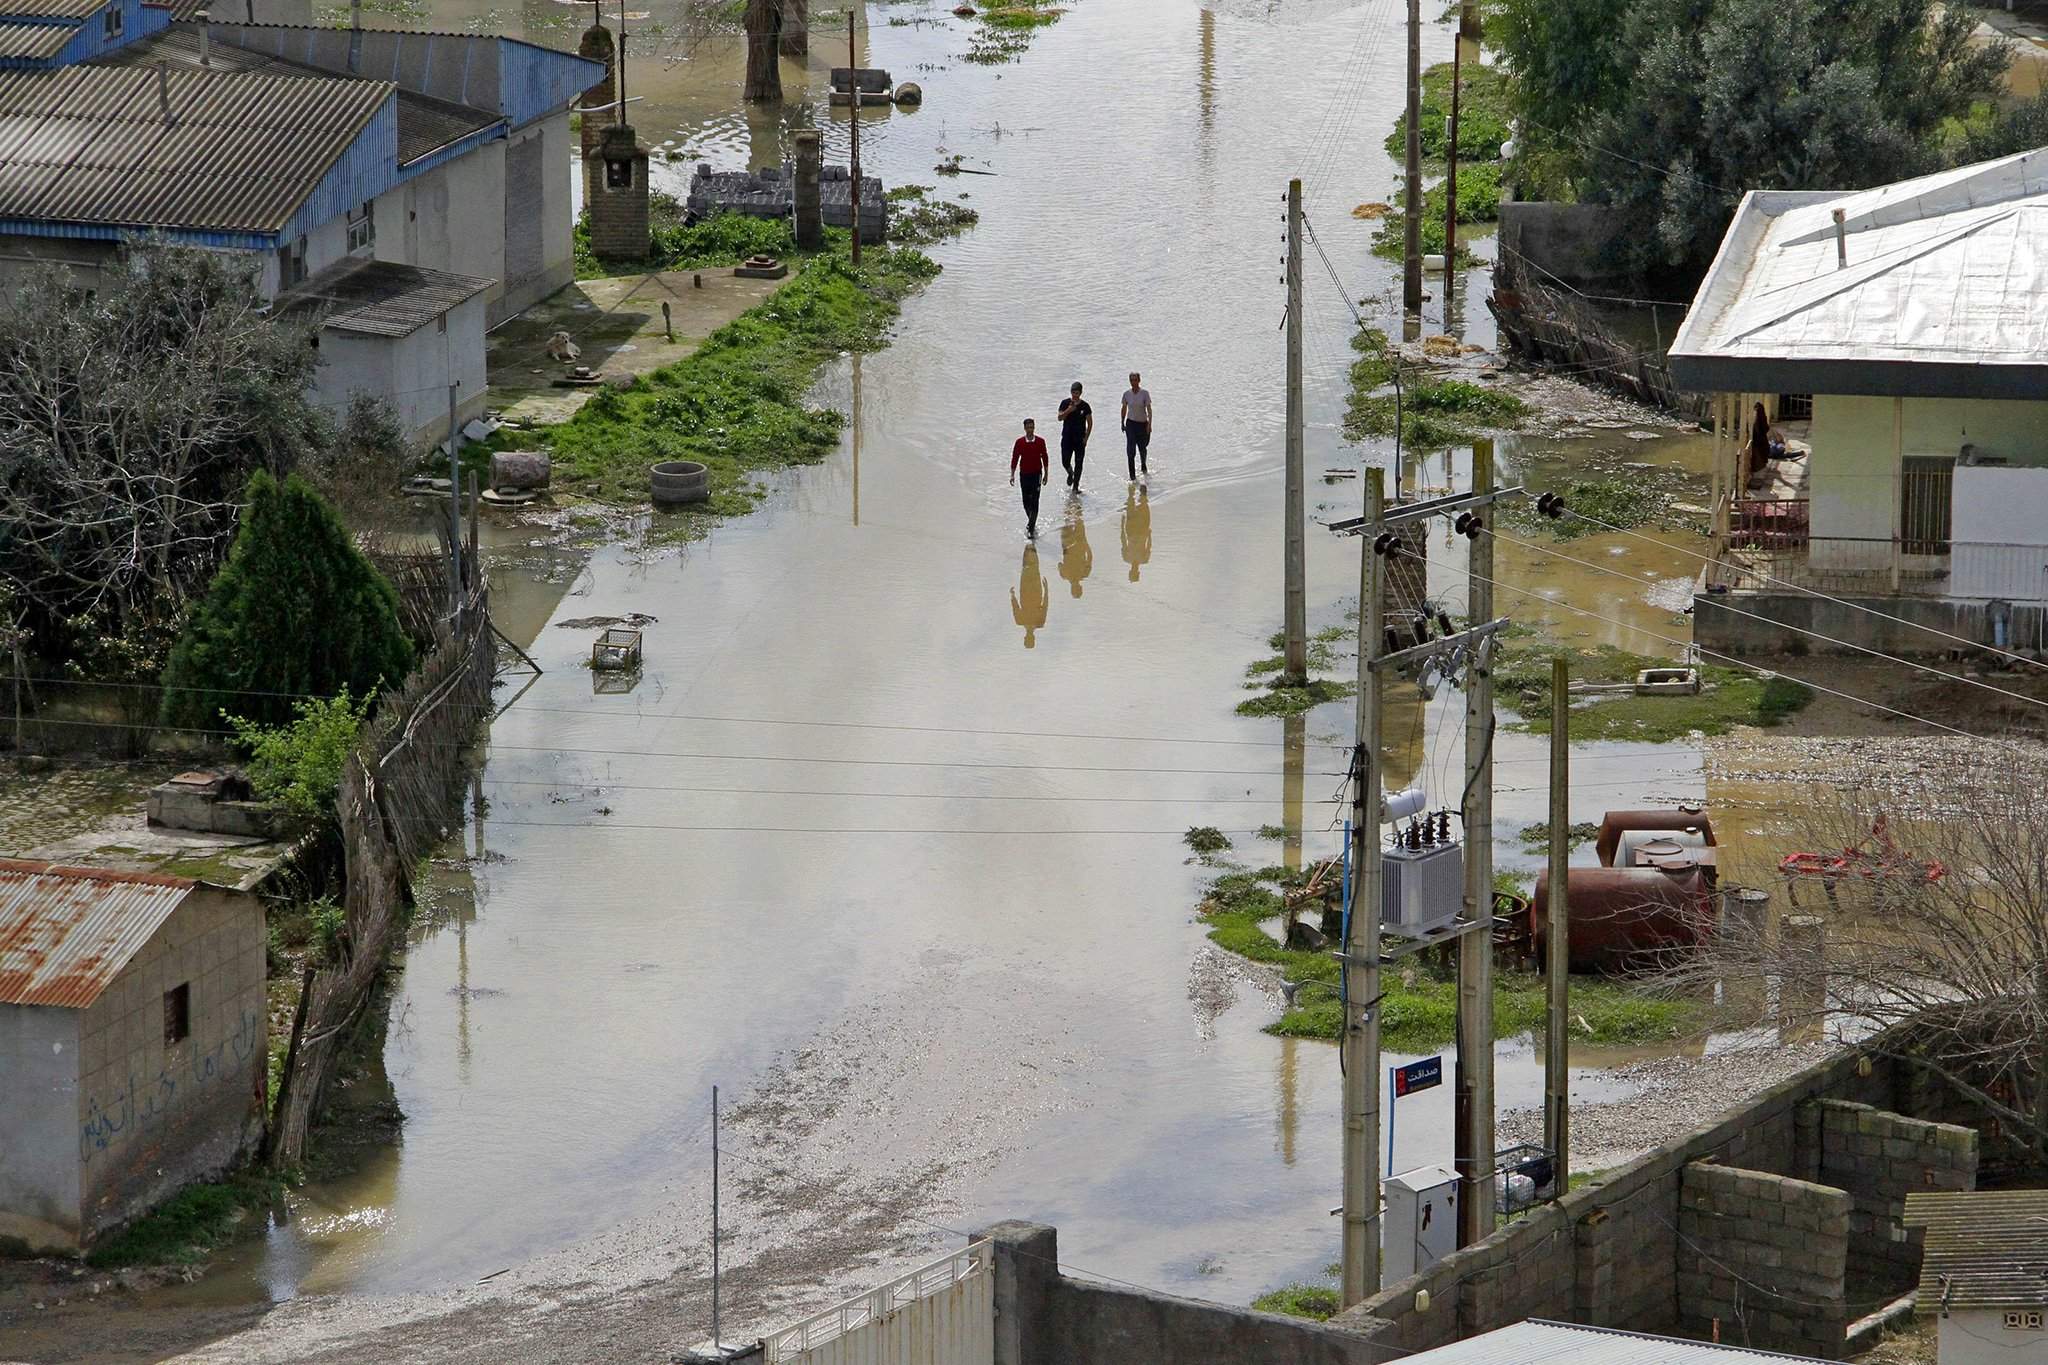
[685,163,793,224]
[1804,1100,1977,1292]
[1676,1161,1851,1359]
[819,166,886,243]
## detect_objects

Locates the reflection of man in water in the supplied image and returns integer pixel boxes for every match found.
[1058,502,1093,598]
[1120,484,1152,582]
[1011,545,1049,648]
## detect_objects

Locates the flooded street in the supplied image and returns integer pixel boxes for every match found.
[3,3,1830,1359]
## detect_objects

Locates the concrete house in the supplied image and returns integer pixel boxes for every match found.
[0,859,266,1254]
[1905,1189,2048,1365]
[1670,150,2048,656]
[0,6,603,444]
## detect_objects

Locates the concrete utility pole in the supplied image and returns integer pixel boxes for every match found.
[848,12,861,267]
[1341,466,1386,1308]
[1444,11,1464,299]
[1283,179,1308,685]
[1455,440,1496,1246]
[1544,654,1571,1195]
[446,382,463,618]
[1402,0,1423,313]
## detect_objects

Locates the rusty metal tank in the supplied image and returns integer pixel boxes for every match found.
[1531,862,1716,974]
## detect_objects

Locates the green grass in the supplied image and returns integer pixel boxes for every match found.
[1199,865,1698,1050]
[1385,61,1512,165]
[1185,825,1232,854]
[575,201,798,280]
[1236,677,1355,718]
[542,243,940,506]
[885,185,981,247]
[86,1169,291,1268]
[1492,634,1813,743]
[965,1,1066,63]
[1344,327,1526,448]
[1499,471,1706,543]
[1518,820,1601,851]
[1254,1283,1342,1321]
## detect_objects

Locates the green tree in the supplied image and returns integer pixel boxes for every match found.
[1483,0,1638,194]
[160,472,413,731]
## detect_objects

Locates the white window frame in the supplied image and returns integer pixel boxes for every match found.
[347,203,375,254]
[103,4,123,38]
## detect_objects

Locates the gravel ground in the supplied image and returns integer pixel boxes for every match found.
[1495,1040,1839,1173]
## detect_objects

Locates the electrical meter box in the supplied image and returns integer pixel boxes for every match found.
[1381,840,1464,935]
[1384,1164,1460,1282]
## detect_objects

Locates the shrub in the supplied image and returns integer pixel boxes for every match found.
[161,472,413,731]
[227,689,374,822]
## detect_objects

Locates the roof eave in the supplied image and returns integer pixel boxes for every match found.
[1669,352,2048,401]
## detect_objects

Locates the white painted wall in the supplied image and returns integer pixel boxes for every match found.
[306,292,488,449]
[374,144,507,315]
[1949,466,2048,602]
[1937,1309,2048,1365]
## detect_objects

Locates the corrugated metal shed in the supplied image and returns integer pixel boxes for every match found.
[0,63,390,232]
[275,255,489,336]
[98,27,500,163]
[0,0,103,18]
[0,20,74,59]
[0,858,193,1009]
[1906,1189,2048,1310]
[1399,1321,1830,1365]
[1669,148,2048,399]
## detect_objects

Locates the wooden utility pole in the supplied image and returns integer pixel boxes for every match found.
[1444,14,1463,297]
[1402,0,1423,313]
[1283,179,1308,684]
[848,12,861,267]
[1455,440,1496,1245]
[1342,466,1386,1307]
[1544,653,1571,1195]
[446,382,463,618]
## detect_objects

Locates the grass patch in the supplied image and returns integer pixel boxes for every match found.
[1518,820,1601,851]
[1385,61,1512,165]
[542,242,941,506]
[1493,633,1813,742]
[1185,825,1232,854]
[1344,327,1526,448]
[1253,1283,1342,1321]
[885,184,981,247]
[575,199,797,279]
[1369,161,1502,265]
[1199,865,1698,1049]
[86,1169,290,1268]
[1499,471,1706,542]
[965,0,1066,63]
[1236,678,1354,718]
[1257,823,1292,841]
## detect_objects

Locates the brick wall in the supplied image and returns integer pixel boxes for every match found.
[1809,1099,1976,1292]
[1676,1162,1850,1359]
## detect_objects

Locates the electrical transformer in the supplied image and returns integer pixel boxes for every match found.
[1381,838,1464,935]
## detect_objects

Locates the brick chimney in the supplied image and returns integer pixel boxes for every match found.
[576,22,616,205]
[588,125,650,260]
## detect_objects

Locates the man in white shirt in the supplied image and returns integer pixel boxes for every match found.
[1120,372,1153,481]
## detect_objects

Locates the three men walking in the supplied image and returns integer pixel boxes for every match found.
[1007,374,1153,538]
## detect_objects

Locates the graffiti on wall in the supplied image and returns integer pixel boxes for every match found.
[77,1007,264,1165]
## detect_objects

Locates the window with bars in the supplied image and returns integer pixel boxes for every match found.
[1901,457,1954,556]
[163,983,190,1045]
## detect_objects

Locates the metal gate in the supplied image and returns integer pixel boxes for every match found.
[762,1241,993,1365]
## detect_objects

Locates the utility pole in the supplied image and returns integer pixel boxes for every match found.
[1444,4,1465,300]
[1341,466,1386,1307]
[446,382,463,619]
[712,1084,722,1351]
[1455,440,1496,1246]
[1544,654,1571,1196]
[1283,179,1308,684]
[848,12,861,268]
[1402,0,1423,313]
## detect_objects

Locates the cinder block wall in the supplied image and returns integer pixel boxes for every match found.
[1807,1100,1976,1290]
[1676,1162,1850,1359]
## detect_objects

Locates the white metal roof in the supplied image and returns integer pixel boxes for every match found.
[1668,148,2048,399]
[1404,1321,1831,1365]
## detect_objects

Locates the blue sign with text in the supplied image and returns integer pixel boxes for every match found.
[1393,1055,1443,1098]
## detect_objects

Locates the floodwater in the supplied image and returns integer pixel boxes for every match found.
[101,0,1807,1338]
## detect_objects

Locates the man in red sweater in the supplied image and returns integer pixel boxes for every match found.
[1009,418,1050,539]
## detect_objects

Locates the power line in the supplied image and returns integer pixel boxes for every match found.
[1559,506,2048,673]
[1487,524,2048,721]
[480,777,1345,806]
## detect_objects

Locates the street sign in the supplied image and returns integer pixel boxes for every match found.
[1393,1055,1443,1097]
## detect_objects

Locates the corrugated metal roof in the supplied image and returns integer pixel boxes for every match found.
[0,19,74,58]
[1401,1321,1831,1365]
[0,857,194,1009]
[0,62,391,233]
[0,0,102,18]
[98,28,499,163]
[275,255,490,336]
[1906,1190,2048,1310]
[1670,149,2048,396]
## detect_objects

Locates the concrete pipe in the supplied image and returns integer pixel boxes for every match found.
[650,460,710,506]
[490,450,551,492]
[893,81,923,106]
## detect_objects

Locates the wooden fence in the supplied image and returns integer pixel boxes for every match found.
[267,570,494,1166]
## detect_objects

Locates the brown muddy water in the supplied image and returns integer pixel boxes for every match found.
[29,0,1830,1350]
